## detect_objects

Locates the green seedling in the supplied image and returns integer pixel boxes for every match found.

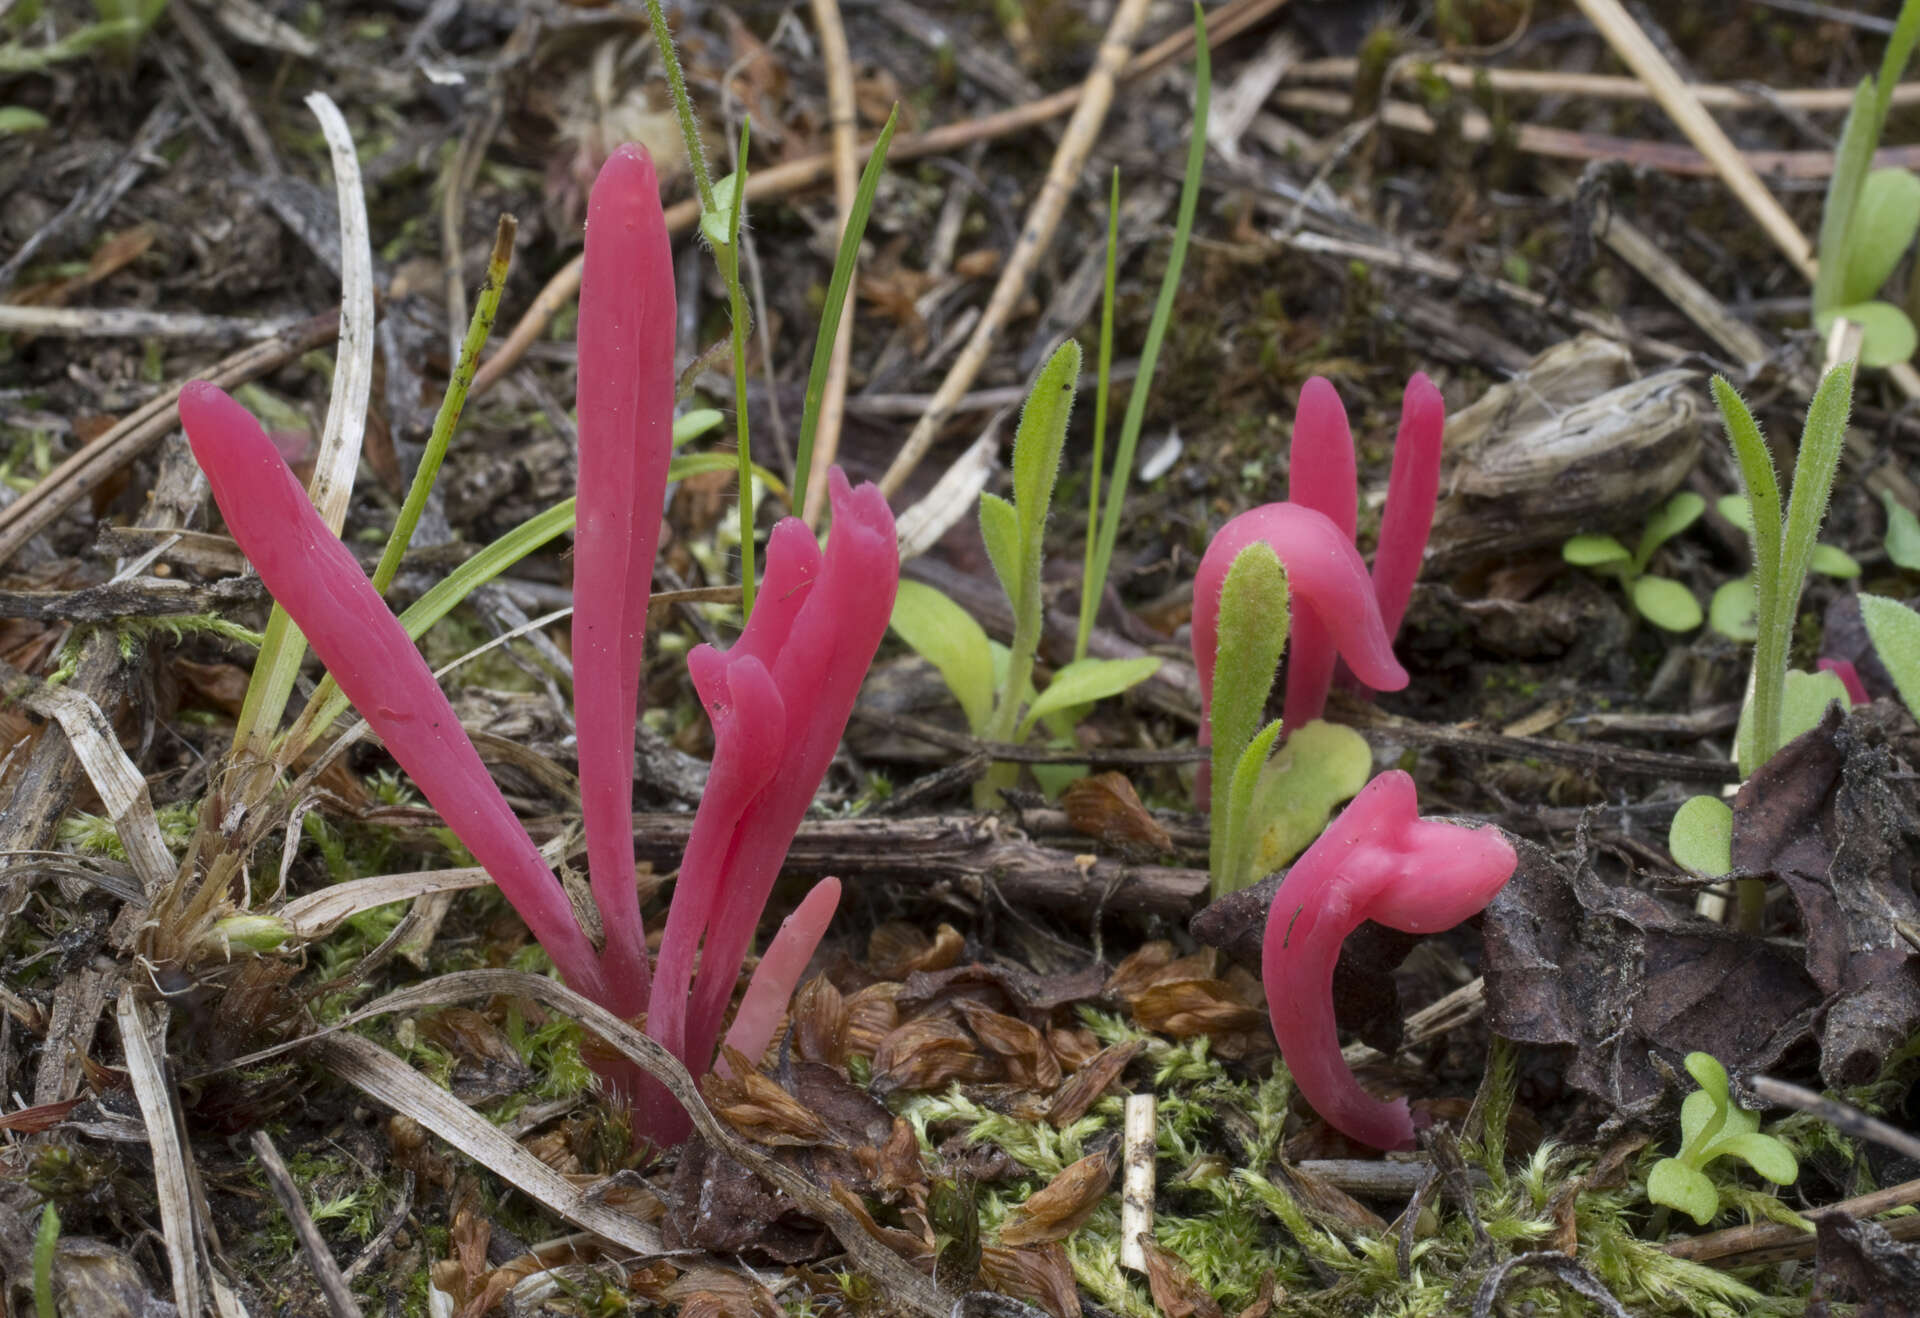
[32,1202,57,1318]
[1562,492,1705,632]
[1861,594,1920,716]
[1646,1052,1796,1228]
[1707,494,1859,642]
[1670,365,1855,932]
[1077,3,1210,661]
[1883,490,1920,571]
[890,344,1159,807]
[1812,0,1920,366]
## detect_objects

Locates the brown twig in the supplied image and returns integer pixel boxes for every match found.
[470,0,1288,401]
[1668,1175,1920,1266]
[874,0,1155,496]
[250,1130,362,1318]
[803,0,860,525]
[0,308,341,568]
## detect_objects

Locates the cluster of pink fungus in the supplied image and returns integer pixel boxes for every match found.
[182,144,897,1146]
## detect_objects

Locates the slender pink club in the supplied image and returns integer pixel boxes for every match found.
[721,877,843,1072]
[1817,658,1870,705]
[1371,373,1445,640]
[1191,503,1408,758]
[572,143,677,1017]
[1262,771,1515,1150]
[179,382,610,1006]
[1283,378,1358,729]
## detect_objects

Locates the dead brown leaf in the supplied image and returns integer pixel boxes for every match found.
[980,1243,1081,1318]
[1047,1041,1142,1127]
[1062,773,1173,854]
[701,1048,833,1146]
[793,974,848,1067]
[956,998,1062,1091]
[665,1266,784,1318]
[1138,1234,1224,1318]
[870,920,964,977]
[998,1150,1115,1247]
[871,1016,990,1094]
[845,982,902,1058]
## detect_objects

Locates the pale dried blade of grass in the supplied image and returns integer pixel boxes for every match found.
[318,1031,666,1259]
[894,426,1002,560]
[1,659,173,892]
[304,970,951,1316]
[1119,1092,1156,1272]
[116,989,205,1317]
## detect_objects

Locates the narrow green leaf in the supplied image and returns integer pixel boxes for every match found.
[792,106,898,518]
[372,224,514,597]
[291,498,579,750]
[1562,533,1631,568]
[1221,719,1284,895]
[32,1202,57,1318]
[1632,575,1703,632]
[1882,490,1920,570]
[891,580,996,734]
[1083,1,1210,666]
[673,409,725,447]
[1209,541,1289,893]
[1011,340,1082,550]
[1077,166,1124,662]
[979,493,1020,608]
[1018,655,1160,737]
[1861,594,1920,716]
[1814,79,1881,318]
[1669,795,1733,877]
[1714,375,1785,777]
[667,451,788,500]
[724,118,755,616]
[1875,0,1920,127]
[0,106,47,135]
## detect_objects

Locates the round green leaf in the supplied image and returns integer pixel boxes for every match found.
[1647,1158,1721,1227]
[1882,490,1920,571]
[1810,543,1861,578]
[1632,575,1702,631]
[1708,1133,1799,1186]
[1709,577,1758,642]
[1716,494,1753,532]
[1860,594,1920,717]
[1670,796,1733,877]
[1840,168,1920,304]
[1563,533,1630,567]
[0,107,48,136]
[1822,301,1918,368]
[1637,491,1706,566]
[890,581,996,734]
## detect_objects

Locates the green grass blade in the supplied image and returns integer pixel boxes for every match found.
[288,498,579,752]
[1712,376,1784,777]
[724,118,755,616]
[1084,4,1209,657]
[1815,79,1880,318]
[1876,0,1920,127]
[370,216,513,597]
[793,106,899,519]
[1077,167,1123,662]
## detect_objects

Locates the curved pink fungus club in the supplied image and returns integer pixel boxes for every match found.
[1262,771,1516,1150]
[1190,374,1444,763]
[1191,502,1407,755]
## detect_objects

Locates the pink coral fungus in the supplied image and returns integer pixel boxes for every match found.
[182,142,897,1146]
[1262,771,1516,1150]
[1191,374,1444,750]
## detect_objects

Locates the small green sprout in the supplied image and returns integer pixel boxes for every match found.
[1562,492,1705,632]
[1812,0,1920,366]
[1706,494,1858,642]
[1646,1052,1797,1228]
[888,343,1159,807]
